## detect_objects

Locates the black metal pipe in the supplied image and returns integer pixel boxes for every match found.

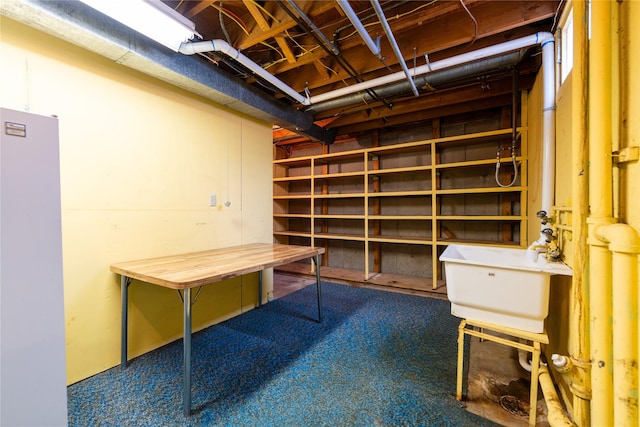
[275,0,389,107]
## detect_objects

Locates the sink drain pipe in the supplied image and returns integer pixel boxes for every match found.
[539,366,576,426]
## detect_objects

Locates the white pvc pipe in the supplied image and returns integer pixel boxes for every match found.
[310,32,554,104]
[540,36,556,217]
[337,0,381,58]
[519,349,533,372]
[179,39,310,106]
[529,33,556,248]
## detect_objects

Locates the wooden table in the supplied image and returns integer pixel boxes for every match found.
[110,243,325,416]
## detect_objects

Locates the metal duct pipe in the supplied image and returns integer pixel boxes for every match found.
[337,0,381,58]
[310,32,553,104]
[370,0,419,96]
[306,51,522,113]
[179,39,310,106]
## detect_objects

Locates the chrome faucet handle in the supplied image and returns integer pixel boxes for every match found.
[536,210,548,219]
[536,210,551,225]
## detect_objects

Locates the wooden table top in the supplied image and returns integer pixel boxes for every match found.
[110,243,324,289]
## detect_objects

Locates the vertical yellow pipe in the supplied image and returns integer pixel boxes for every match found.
[588,0,614,425]
[628,2,640,419]
[570,2,592,424]
[605,3,640,425]
[611,251,638,424]
[594,224,640,425]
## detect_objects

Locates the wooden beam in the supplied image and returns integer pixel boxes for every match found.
[235,1,335,50]
[180,0,216,19]
[275,36,296,63]
[242,0,270,31]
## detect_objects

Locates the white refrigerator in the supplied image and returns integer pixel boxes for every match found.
[1,108,68,426]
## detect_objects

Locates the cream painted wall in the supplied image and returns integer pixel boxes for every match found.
[1,17,273,384]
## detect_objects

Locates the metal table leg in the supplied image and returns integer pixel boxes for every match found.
[183,288,192,417]
[313,254,322,323]
[258,270,263,308]
[121,276,129,368]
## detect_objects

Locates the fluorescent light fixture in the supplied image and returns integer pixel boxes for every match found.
[79,0,200,51]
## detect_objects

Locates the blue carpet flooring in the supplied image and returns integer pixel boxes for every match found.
[68,282,498,426]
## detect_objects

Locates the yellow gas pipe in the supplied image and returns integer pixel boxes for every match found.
[594,224,639,425]
[588,1,640,425]
[568,1,591,425]
[587,1,615,425]
[540,366,576,426]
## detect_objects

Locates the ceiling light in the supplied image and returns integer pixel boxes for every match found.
[79,0,200,52]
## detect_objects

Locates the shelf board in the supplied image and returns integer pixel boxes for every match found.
[273,214,312,219]
[273,194,313,200]
[437,215,524,221]
[368,165,432,175]
[369,215,433,220]
[314,233,366,242]
[368,143,431,157]
[368,235,433,245]
[432,128,519,147]
[313,193,366,199]
[273,175,312,182]
[273,231,312,238]
[435,156,524,170]
[273,157,313,166]
[366,272,446,295]
[314,151,365,162]
[436,186,525,195]
[367,190,432,197]
[274,264,447,297]
[314,214,365,220]
[315,171,365,179]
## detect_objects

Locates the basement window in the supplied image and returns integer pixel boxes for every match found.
[559,8,574,84]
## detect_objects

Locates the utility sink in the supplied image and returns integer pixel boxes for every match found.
[439,245,572,333]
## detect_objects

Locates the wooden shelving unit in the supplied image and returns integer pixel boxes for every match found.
[273,106,528,294]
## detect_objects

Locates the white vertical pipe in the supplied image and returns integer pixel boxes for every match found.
[540,36,556,219]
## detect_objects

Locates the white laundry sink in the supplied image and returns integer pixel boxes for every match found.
[439,244,572,333]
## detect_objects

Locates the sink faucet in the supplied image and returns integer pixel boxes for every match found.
[527,243,549,261]
[528,211,560,261]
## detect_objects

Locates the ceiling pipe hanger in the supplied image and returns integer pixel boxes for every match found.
[284,0,339,55]
[275,0,390,109]
[370,0,419,97]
